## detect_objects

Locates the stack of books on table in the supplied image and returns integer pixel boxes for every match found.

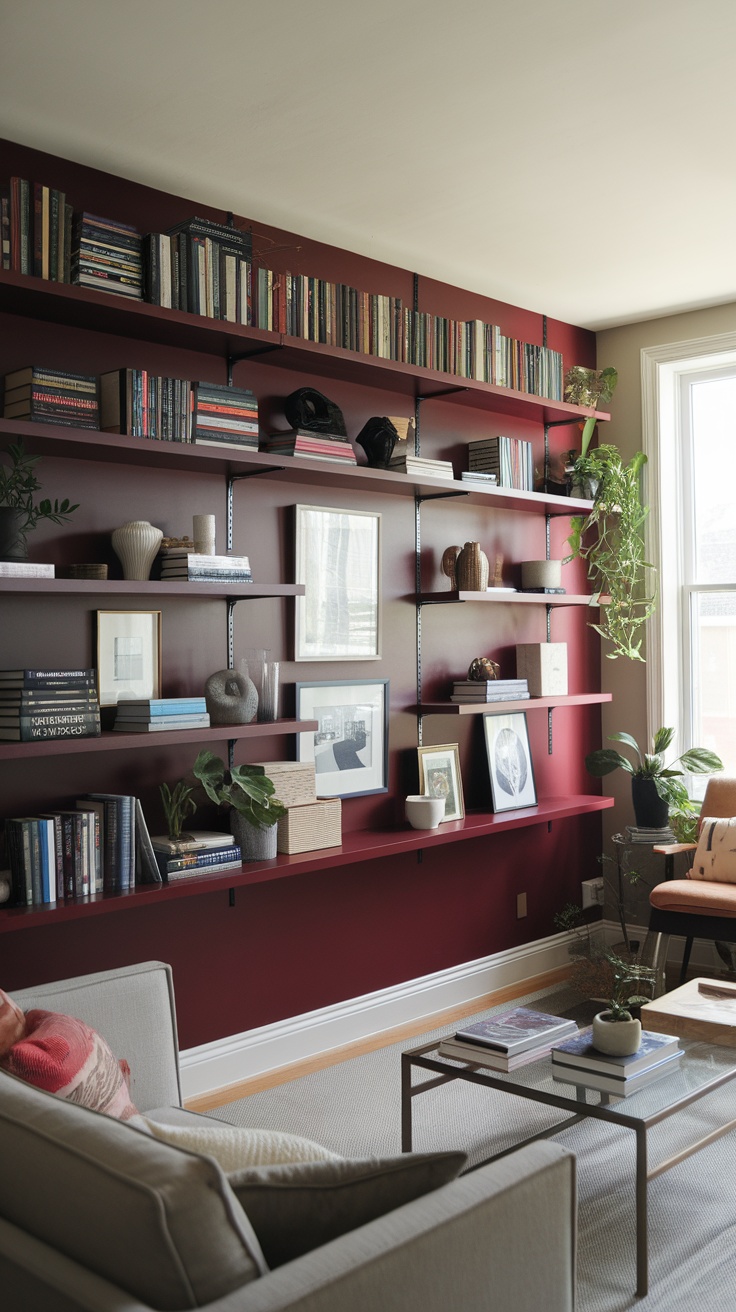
[149,831,242,882]
[0,668,100,742]
[393,455,454,479]
[158,550,252,583]
[3,365,99,428]
[261,429,357,464]
[438,1007,579,1072]
[550,1027,683,1096]
[192,382,259,449]
[71,212,143,300]
[113,697,210,733]
[451,678,530,703]
[624,824,676,845]
[99,368,193,442]
[468,436,533,490]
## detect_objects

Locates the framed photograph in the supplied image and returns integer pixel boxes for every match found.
[417,743,464,823]
[97,610,162,707]
[296,679,389,798]
[295,504,381,661]
[483,712,538,812]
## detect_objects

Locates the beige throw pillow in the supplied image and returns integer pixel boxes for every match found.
[228,1150,467,1267]
[143,1117,340,1169]
[691,817,736,882]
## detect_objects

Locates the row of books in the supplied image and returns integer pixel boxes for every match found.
[4,364,99,429]
[3,175,567,402]
[4,792,159,903]
[437,1004,684,1096]
[158,550,252,582]
[113,697,210,733]
[468,435,535,491]
[0,668,99,742]
[450,679,530,704]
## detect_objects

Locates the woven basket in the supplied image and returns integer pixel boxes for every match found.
[277,798,342,854]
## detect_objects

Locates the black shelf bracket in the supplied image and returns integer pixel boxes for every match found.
[226,469,284,553]
[229,887,236,907]
[415,491,423,748]
[227,344,282,386]
[418,490,468,504]
[417,386,468,402]
[227,599,237,669]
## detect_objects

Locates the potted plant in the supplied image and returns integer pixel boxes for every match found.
[159,779,198,842]
[192,749,286,861]
[585,727,723,829]
[0,440,79,560]
[591,952,657,1056]
[563,365,619,500]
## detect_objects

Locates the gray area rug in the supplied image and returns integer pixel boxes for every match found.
[209,983,736,1311]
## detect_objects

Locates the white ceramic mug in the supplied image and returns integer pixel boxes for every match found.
[405,795,446,830]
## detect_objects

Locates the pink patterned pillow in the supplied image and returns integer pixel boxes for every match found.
[0,988,25,1055]
[0,1005,139,1121]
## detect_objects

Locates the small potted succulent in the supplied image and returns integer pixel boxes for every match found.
[0,440,79,560]
[159,779,198,843]
[591,953,657,1056]
[192,749,286,861]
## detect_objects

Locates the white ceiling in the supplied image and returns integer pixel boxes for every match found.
[2,0,736,331]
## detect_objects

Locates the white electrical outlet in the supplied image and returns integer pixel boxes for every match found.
[582,877,604,908]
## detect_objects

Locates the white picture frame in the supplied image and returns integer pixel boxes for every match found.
[295,504,381,661]
[483,712,538,812]
[97,610,162,707]
[296,680,389,798]
[416,743,465,822]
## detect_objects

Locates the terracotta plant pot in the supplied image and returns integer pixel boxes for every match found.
[591,1010,642,1056]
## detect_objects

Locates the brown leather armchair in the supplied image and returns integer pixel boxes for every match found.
[649,776,736,985]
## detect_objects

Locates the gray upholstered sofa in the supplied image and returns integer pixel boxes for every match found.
[0,961,577,1312]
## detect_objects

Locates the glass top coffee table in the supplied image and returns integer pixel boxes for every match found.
[401,1029,736,1296]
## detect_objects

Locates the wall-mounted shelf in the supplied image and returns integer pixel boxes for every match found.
[417,590,606,607]
[0,269,609,427]
[0,795,615,934]
[418,693,613,716]
[0,576,304,598]
[0,719,318,761]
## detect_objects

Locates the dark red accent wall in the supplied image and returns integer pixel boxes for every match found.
[0,140,601,1050]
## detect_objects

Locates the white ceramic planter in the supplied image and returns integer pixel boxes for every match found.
[230,812,278,862]
[111,520,163,581]
[592,1011,642,1056]
[405,795,445,830]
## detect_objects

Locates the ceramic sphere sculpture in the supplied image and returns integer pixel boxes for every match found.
[204,668,258,725]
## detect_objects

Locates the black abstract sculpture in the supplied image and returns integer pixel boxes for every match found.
[284,387,347,436]
[355,416,400,468]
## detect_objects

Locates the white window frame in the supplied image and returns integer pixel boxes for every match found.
[642,331,736,760]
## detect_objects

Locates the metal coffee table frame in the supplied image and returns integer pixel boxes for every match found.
[401,1037,736,1297]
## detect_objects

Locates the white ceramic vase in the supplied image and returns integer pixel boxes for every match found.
[112,520,163,581]
[405,795,446,830]
[591,1011,642,1056]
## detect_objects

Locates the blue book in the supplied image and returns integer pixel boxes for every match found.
[551,1027,681,1077]
[36,816,56,904]
[117,698,207,715]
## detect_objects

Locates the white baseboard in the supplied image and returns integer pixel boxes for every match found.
[179,929,584,1100]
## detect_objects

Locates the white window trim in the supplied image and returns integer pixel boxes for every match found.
[641,330,736,750]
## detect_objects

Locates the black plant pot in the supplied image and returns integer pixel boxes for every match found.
[0,508,27,561]
[631,776,669,829]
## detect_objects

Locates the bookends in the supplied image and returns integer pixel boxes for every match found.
[355,416,400,468]
[284,387,347,436]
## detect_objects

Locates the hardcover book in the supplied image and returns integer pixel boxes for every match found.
[453,1007,578,1056]
[551,1027,681,1077]
[552,1049,683,1096]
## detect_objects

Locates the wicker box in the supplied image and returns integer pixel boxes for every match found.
[515,642,568,696]
[253,760,316,808]
[277,798,342,854]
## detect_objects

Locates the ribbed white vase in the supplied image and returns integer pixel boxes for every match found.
[111,520,163,581]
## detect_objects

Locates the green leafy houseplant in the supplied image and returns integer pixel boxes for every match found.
[159,779,198,842]
[192,750,286,830]
[586,727,723,828]
[0,440,79,551]
[601,951,656,1021]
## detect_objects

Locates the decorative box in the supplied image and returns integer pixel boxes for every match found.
[277,798,342,854]
[253,760,316,808]
[515,642,568,696]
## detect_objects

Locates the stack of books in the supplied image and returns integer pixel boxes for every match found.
[158,549,252,583]
[438,1006,579,1072]
[0,668,99,742]
[7,176,72,280]
[192,381,259,449]
[393,454,454,480]
[451,678,530,703]
[99,368,193,442]
[70,212,143,300]
[624,824,676,845]
[0,560,55,579]
[164,216,252,320]
[113,697,210,733]
[149,831,242,882]
[551,1027,683,1095]
[468,436,534,490]
[461,470,498,485]
[261,429,357,464]
[3,365,99,428]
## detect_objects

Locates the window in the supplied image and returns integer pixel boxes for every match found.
[643,338,736,782]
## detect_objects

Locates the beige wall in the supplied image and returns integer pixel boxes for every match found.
[594,300,736,845]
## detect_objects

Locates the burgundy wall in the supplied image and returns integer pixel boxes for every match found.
[0,140,601,1050]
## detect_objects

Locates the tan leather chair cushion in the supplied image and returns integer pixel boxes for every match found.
[650,879,736,917]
